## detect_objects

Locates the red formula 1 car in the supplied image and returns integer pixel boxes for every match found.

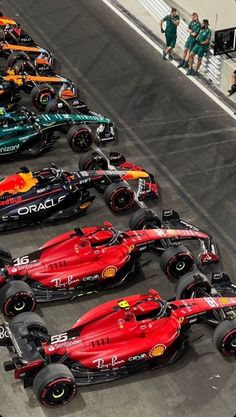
[1,291,236,407]
[0,208,218,317]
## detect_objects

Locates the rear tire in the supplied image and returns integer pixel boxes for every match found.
[67,124,93,153]
[129,208,161,230]
[175,270,211,299]
[160,244,194,279]
[7,51,30,68]
[104,181,135,212]
[79,150,108,170]
[33,364,77,407]
[0,281,36,318]
[45,98,71,114]
[10,312,48,334]
[31,84,56,110]
[213,319,236,356]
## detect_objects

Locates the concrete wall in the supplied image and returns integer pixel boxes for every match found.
[173,0,236,31]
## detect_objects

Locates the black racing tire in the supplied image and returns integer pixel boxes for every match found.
[7,51,31,68]
[0,281,36,318]
[160,244,194,279]
[33,364,77,407]
[10,312,48,334]
[67,124,93,153]
[213,319,236,356]
[79,150,108,170]
[104,181,135,213]
[129,208,161,230]
[0,248,13,267]
[31,84,56,110]
[45,98,71,114]
[175,270,211,299]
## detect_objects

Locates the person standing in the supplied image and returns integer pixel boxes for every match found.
[160,8,180,60]
[187,19,211,76]
[178,12,201,68]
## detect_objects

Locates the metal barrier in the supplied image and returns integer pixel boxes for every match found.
[139,0,224,85]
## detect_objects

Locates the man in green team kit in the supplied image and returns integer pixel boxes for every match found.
[187,19,211,76]
[160,8,180,60]
[178,12,201,68]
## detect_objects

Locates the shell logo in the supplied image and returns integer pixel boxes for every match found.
[102,266,117,279]
[149,344,166,357]
[220,297,229,305]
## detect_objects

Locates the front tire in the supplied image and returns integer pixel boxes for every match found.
[67,125,93,153]
[10,312,48,334]
[0,248,13,266]
[31,84,56,110]
[213,319,236,356]
[79,150,108,170]
[160,244,194,279]
[175,270,211,299]
[104,181,135,212]
[129,208,161,230]
[0,281,36,318]
[33,364,77,407]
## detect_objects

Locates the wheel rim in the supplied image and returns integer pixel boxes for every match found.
[4,293,35,318]
[167,254,193,278]
[43,379,76,406]
[111,190,134,211]
[223,330,236,355]
[39,92,51,105]
[72,130,92,151]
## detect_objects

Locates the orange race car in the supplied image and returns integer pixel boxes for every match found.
[3,69,77,110]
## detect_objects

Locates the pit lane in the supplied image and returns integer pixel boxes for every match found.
[0,1,236,416]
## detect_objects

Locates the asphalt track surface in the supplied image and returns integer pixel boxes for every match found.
[0,1,236,417]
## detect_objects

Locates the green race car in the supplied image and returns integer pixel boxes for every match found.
[0,106,115,159]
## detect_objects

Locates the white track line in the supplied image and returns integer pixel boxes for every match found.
[101,0,236,121]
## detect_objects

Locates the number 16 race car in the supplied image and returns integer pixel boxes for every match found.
[0,208,218,317]
[0,289,235,407]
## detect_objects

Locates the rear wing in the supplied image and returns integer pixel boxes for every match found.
[161,210,219,266]
[110,152,158,200]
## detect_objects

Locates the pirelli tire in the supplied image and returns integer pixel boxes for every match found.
[45,98,71,114]
[33,364,77,407]
[160,244,194,279]
[7,51,31,68]
[67,125,94,153]
[213,319,236,357]
[104,181,135,213]
[175,270,211,299]
[10,312,48,334]
[129,208,161,230]
[0,281,36,318]
[31,84,56,110]
[78,150,108,170]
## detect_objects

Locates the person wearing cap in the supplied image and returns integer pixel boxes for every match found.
[187,19,211,76]
[178,12,201,68]
[160,8,180,60]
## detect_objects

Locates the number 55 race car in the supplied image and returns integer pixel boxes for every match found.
[0,208,218,318]
[0,290,235,407]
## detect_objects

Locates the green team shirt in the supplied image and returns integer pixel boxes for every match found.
[163,14,180,35]
[188,20,201,38]
[197,27,211,46]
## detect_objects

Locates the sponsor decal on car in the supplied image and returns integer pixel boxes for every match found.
[0,144,20,153]
[102,266,117,279]
[17,196,65,215]
[118,300,130,309]
[0,196,23,206]
[128,353,147,361]
[92,356,124,369]
[149,344,166,357]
